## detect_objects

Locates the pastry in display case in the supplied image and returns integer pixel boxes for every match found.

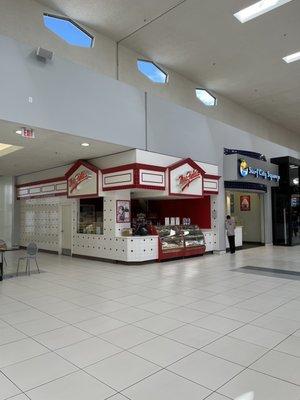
[183,225,205,248]
[157,226,184,253]
[154,225,206,261]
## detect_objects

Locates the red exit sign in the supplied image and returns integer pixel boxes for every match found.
[22,128,35,139]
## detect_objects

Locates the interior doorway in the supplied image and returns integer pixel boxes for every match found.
[225,190,265,248]
[61,204,72,256]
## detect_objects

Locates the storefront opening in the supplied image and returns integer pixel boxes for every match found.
[78,198,103,235]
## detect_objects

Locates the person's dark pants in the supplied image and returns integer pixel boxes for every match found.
[228,235,235,254]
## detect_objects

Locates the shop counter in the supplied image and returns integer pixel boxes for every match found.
[226,226,243,248]
[201,229,217,252]
[72,234,158,262]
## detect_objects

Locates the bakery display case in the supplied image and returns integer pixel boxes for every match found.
[183,225,205,247]
[155,225,206,261]
[156,226,184,254]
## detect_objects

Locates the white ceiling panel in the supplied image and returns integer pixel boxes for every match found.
[0,120,129,176]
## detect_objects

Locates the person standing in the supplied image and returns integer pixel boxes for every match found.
[225,215,236,254]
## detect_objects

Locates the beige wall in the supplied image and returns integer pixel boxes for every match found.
[226,191,263,243]
[0,0,299,151]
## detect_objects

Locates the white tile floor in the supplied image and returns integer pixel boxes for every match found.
[0,246,300,400]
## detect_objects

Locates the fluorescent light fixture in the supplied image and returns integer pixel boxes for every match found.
[195,88,217,107]
[283,51,300,63]
[234,392,254,400]
[234,0,293,23]
[81,142,90,147]
[0,143,13,152]
[0,143,23,157]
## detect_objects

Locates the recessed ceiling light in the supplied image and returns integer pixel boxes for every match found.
[16,130,22,135]
[283,51,300,63]
[195,89,217,107]
[234,0,293,23]
[81,142,90,147]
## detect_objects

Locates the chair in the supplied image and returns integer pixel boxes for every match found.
[17,243,40,276]
[0,240,8,266]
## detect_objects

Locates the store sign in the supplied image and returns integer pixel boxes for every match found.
[169,159,204,196]
[22,128,35,139]
[239,159,280,182]
[69,170,92,193]
[66,161,98,197]
[178,169,202,191]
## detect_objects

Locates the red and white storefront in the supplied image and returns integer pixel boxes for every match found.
[16,150,220,263]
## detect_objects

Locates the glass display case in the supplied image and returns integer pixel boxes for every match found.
[156,226,184,253]
[154,225,206,260]
[182,225,205,248]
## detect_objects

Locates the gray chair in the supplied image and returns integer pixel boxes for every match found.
[0,240,8,266]
[17,243,40,276]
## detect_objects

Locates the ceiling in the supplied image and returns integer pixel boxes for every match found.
[0,120,129,176]
[37,0,300,134]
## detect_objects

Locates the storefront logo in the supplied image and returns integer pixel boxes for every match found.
[178,169,201,191]
[239,159,280,182]
[69,170,92,193]
[239,160,249,177]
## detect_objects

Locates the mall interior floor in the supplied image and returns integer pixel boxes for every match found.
[0,246,299,400]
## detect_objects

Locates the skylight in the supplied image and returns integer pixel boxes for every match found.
[43,14,94,48]
[283,51,300,63]
[137,60,168,84]
[195,89,217,107]
[234,0,293,23]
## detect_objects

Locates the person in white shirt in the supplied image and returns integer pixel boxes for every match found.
[225,215,236,254]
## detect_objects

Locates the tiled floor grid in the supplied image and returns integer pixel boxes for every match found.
[0,246,300,400]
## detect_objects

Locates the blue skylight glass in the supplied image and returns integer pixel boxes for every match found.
[137,60,168,84]
[43,14,93,48]
[195,88,217,107]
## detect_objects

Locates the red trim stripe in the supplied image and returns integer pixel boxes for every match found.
[65,160,99,178]
[16,177,66,188]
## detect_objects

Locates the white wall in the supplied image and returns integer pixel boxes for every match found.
[0,0,116,79]
[0,176,15,248]
[0,35,146,149]
[0,0,299,151]
[120,46,300,151]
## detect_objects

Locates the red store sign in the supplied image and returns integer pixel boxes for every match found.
[169,158,205,197]
[69,170,92,193]
[65,160,99,198]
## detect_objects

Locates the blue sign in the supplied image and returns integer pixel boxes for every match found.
[239,159,280,182]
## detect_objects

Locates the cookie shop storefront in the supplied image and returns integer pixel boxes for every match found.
[16,150,221,263]
[223,149,280,248]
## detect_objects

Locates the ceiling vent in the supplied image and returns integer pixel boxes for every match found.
[36,47,54,62]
